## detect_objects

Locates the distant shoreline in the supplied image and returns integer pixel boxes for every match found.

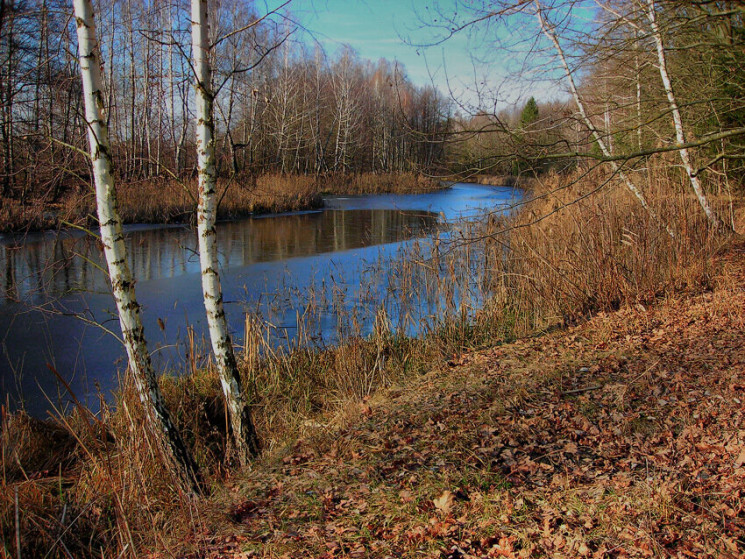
[457,174,531,188]
[0,172,446,235]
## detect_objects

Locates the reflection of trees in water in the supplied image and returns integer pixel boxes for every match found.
[1,234,99,301]
[226,210,436,264]
[4,248,17,301]
[0,209,438,302]
[1,233,129,301]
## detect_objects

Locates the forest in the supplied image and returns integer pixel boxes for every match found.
[1,0,449,230]
[2,0,743,229]
[1,0,745,557]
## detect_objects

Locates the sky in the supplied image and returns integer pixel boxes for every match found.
[288,0,464,85]
[284,0,559,112]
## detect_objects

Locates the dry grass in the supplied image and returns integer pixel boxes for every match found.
[465,174,528,187]
[63,174,324,226]
[477,165,737,333]
[0,172,441,232]
[0,199,54,232]
[232,163,742,453]
[190,239,745,558]
[319,172,442,195]
[1,161,741,557]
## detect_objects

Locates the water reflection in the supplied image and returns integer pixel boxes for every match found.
[0,183,518,416]
[0,209,436,303]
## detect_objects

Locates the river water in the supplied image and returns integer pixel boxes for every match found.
[0,183,517,415]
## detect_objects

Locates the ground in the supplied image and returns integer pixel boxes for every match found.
[171,243,745,558]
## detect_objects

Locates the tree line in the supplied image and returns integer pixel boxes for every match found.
[1,0,450,210]
[442,1,744,230]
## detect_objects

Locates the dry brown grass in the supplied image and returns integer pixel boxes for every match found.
[63,174,324,226]
[1,386,211,558]
[208,259,745,557]
[0,172,441,232]
[1,161,741,557]
[466,174,528,187]
[0,198,57,232]
[476,165,734,335]
[319,171,442,195]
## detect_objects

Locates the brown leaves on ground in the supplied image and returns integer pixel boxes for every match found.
[183,245,745,558]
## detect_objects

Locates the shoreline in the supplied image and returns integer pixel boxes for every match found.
[0,172,446,235]
[2,164,742,557]
[4,238,743,556]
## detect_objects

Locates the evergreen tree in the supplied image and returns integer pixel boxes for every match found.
[519,97,539,128]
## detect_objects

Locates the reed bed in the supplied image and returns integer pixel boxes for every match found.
[1,162,739,557]
[0,172,441,232]
[66,174,324,226]
[319,171,442,195]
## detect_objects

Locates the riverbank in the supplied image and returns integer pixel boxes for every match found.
[0,172,443,233]
[199,239,745,558]
[222,240,745,557]
[4,236,743,558]
[2,167,742,557]
[454,173,534,189]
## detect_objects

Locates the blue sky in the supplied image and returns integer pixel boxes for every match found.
[288,1,456,81]
[286,0,551,111]
[281,0,573,112]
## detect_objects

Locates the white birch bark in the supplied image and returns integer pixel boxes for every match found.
[635,30,643,152]
[534,1,675,238]
[73,0,202,494]
[191,0,259,464]
[644,0,722,230]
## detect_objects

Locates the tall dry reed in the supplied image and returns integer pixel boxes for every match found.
[1,172,441,232]
[1,161,737,558]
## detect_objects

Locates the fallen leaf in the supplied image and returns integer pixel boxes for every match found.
[734,448,745,469]
[433,490,455,515]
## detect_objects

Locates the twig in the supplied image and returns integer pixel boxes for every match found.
[15,486,21,559]
[562,385,602,395]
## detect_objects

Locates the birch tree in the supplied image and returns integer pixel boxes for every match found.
[534,1,674,238]
[191,0,259,464]
[591,0,727,230]
[644,0,723,230]
[73,0,203,494]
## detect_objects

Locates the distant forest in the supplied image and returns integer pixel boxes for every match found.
[0,0,450,205]
[1,0,744,211]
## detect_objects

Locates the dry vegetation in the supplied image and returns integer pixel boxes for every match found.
[0,172,442,233]
[204,243,745,558]
[1,163,743,557]
[319,172,441,196]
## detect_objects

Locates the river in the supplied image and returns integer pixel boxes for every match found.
[0,183,517,416]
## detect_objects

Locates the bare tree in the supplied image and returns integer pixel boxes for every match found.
[191,0,259,464]
[589,0,726,230]
[3,0,452,231]
[73,0,202,494]
[532,1,673,236]
[643,0,722,229]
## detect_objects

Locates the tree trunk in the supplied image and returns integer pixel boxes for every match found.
[534,1,674,238]
[645,0,724,230]
[73,0,203,495]
[191,0,260,465]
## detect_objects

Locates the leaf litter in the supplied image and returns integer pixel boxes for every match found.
[172,244,745,558]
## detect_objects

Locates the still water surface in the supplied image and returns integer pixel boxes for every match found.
[0,183,516,415]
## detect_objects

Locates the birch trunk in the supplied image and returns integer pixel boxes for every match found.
[534,1,674,238]
[73,0,203,495]
[645,0,723,230]
[191,0,259,464]
[635,30,643,152]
